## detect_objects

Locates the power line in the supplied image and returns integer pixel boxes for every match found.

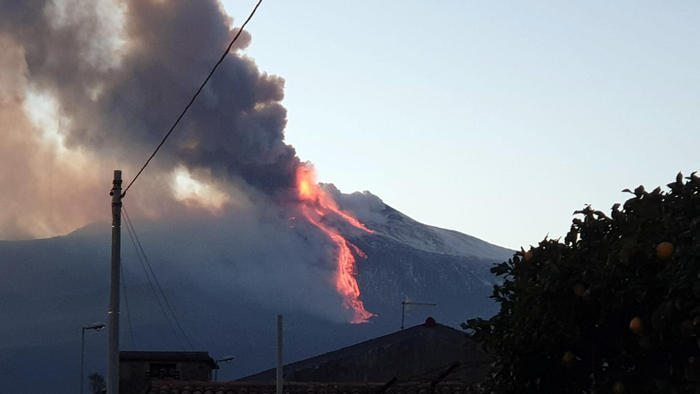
[122,205,183,347]
[121,0,264,198]
[120,262,137,346]
[123,205,193,349]
[122,205,193,349]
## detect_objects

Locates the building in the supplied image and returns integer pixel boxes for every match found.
[145,318,489,393]
[241,318,489,384]
[147,380,479,394]
[119,351,218,394]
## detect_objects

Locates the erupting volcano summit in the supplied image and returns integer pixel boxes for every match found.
[296,164,375,323]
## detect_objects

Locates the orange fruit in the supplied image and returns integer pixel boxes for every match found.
[561,351,575,367]
[612,381,626,394]
[656,241,674,260]
[573,284,586,297]
[629,316,643,334]
[524,251,533,261]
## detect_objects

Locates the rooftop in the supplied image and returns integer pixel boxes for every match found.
[241,319,488,383]
[120,351,218,369]
[148,380,480,394]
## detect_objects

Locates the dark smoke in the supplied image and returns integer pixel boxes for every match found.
[99,0,300,192]
[0,0,378,335]
[0,0,302,237]
[2,0,298,189]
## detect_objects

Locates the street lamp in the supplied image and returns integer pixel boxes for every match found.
[80,322,105,394]
[213,356,234,381]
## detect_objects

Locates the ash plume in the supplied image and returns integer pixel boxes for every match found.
[0,0,300,238]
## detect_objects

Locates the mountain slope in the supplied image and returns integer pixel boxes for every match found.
[331,187,512,261]
[0,192,512,393]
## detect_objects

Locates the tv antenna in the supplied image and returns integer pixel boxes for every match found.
[401,300,437,329]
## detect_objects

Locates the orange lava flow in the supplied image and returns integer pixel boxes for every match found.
[296,164,375,323]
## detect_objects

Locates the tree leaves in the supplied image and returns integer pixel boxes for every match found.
[466,174,700,393]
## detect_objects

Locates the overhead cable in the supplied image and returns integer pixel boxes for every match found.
[122,205,194,349]
[120,263,137,346]
[122,205,183,347]
[120,0,263,198]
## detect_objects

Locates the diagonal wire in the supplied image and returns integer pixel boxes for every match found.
[122,205,189,348]
[122,206,185,348]
[122,206,183,347]
[120,262,137,346]
[121,0,263,198]
[122,205,194,349]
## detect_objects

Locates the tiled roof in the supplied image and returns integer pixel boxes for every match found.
[241,322,488,383]
[148,381,480,394]
[121,351,218,369]
[121,351,215,362]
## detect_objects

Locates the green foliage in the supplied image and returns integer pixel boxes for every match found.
[465,173,700,393]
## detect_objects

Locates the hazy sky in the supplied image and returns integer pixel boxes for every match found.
[1,1,697,249]
[221,0,699,249]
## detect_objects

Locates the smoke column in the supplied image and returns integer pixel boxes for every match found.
[0,0,373,321]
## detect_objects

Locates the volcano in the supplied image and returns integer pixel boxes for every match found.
[0,188,511,393]
[0,2,516,392]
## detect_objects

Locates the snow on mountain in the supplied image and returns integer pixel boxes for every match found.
[0,192,513,393]
[329,186,513,261]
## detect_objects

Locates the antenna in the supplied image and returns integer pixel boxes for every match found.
[401,300,437,329]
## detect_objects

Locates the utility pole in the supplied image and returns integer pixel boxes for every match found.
[108,170,122,394]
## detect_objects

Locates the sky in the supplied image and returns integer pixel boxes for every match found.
[0,1,697,250]
[221,0,699,249]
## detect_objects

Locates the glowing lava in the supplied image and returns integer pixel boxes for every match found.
[296,164,375,323]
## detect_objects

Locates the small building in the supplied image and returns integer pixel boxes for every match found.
[148,380,479,394]
[145,318,489,393]
[120,351,217,394]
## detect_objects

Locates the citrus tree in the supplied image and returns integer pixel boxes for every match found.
[466,173,700,393]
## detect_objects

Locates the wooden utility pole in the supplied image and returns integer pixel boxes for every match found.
[108,170,122,394]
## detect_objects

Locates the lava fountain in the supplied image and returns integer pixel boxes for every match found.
[296,163,375,323]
